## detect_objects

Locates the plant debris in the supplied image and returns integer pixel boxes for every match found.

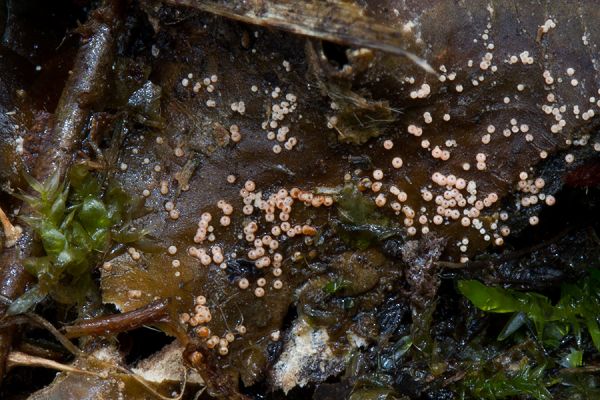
[0,1,600,399]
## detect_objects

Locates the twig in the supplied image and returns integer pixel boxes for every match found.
[0,313,83,357]
[10,351,189,400]
[7,351,101,377]
[560,365,600,374]
[164,0,437,75]
[0,0,123,381]
[8,348,188,400]
[1,314,187,400]
[25,313,84,357]
[63,299,170,338]
[16,341,67,361]
[0,253,32,379]
[39,1,123,181]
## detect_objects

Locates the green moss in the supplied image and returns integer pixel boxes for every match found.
[557,374,600,399]
[323,278,351,295]
[9,164,152,314]
[334,183,399,249]
[560,348,583,368]
[457,270,600,351]
[461,363,552,400]
[323,83,396,145]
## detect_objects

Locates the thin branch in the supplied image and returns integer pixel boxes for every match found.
[16,341,67,361]
[7,348,188,400]
[63,299,170,338]
[24,313,84,357]
[560,365,600,374]
[1,313,187,400]
[7,351,101,377]
[0,314,83,357]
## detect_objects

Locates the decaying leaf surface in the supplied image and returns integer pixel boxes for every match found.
[271,319,347,394]
[132,342,203,385]
[1,0,600,399]
[27,345,200,400]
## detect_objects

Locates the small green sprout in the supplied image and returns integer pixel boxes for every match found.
[9,164,152,314]
[323,278,351,295]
